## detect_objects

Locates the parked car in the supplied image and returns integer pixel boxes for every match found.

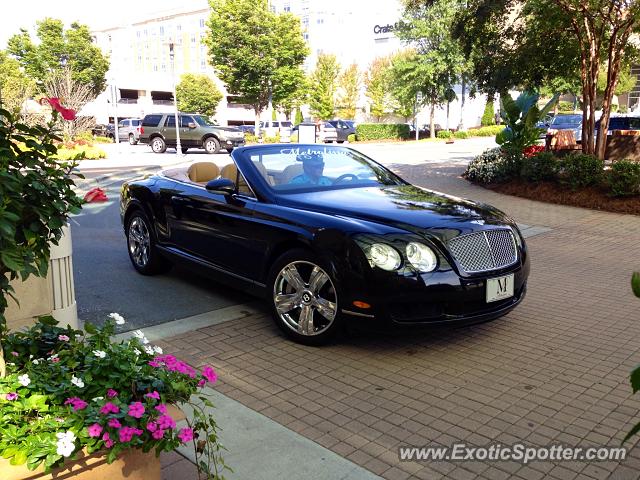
[318,121,338,143]
[595,115,640,135]
[327,120,356,143]
[118,118,142,145]
[237,125,256,135]
[92,123,115,140]
[139,113,245,154]
[547,114,583,142]
[121,144,529,345]
[536,113,555,138]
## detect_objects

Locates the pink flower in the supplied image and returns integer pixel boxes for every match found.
[102,432,114,448]
[5,393,18,401]
[144,391,160,400]
[155,404,168,414]
[43,97,76,121]
[100,402,120,415]
[198,379,206,388]
[148,360,161,368]
[152,429,165,440]
[178,427,194,443]
[118,426,143,443]
[51,357,60,363]
[128,402,145,419]
[157,414,176,430]
[64,397,88,411]
[107,389,118,398]
[108,418,122,428]
[202,366,217,384]
[146,421,158,432]
[10,351,19,357]
[58,335,70,341]
[88,423,103,438]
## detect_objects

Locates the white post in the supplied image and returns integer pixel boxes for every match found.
[112,82,120,149]
[49,224,78,329]
[169,41,182,156]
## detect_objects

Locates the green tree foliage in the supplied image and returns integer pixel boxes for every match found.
[337,64,361,120]
[394,0,467,137]
[364,56,394,121]
[481,100,495,126]
[309,54,340,120]
[295,107,304,125]
[7,19,109,95]
[598,68,636,97]
[206,0,308,131]
[0,51,35,114]
[176,73,223,117]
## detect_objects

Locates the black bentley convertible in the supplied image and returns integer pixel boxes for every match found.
[120,144,529,344]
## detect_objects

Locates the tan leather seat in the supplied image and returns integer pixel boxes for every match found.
[188,162,220,184]
[221,163,250,192]
[252,161,275,185]
[279,163,304,184]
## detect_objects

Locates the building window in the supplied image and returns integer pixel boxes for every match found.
[160,26,164,36]
[177,24,181,31]
[191,34,196,44]
[200,18,205,28]
[284,3,290,11]
[303,33,309,40]
[144,29,148,36]
[136,30,141,38]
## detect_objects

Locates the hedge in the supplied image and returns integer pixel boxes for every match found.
[355,123,411,141]
[54,145,107,160]
[608,160,640,196]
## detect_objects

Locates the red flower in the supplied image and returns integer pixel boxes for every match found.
[42,97,76,121]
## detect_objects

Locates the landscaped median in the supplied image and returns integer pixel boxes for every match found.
[464,147,640,215]
[349,123,505,143]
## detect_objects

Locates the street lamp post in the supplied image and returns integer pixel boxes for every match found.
[110,79,120,147]
[168,40,182,156]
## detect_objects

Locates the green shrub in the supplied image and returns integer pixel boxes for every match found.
[355,123,411,141]
[472,125,505,137]
[559,154,604,189]
[93,136,113,144]
[608,160,640,196]
[74,131,95,143]
[520,152,559,182]
[347,133,356,142]
[481,100,496,126]
[437,130,453,139]
[54,145,106,160]
[244,133,258,144]
[454,130,470,139]
[464,147,521,183]
[295,108,304,125]
[263,132,281,144]
[558,100,575,113]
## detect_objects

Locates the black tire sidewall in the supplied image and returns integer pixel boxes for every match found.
[125,210,168,275]
[266,248,343,345]
[204,137,220,154]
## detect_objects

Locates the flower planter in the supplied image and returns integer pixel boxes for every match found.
[0,448,160,480]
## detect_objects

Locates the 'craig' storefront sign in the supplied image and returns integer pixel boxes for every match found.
[373,21,404,38]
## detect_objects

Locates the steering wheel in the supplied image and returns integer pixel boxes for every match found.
[333,173,359,184]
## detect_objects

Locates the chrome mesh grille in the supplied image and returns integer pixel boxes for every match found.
[448,230,517,273]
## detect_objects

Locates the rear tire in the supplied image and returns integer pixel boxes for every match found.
[151,136,167,154]
[129,134,138,145]
[204,137,220,154]
[267,249,343,346]
[181,147,189,154]
[125,209,171,275]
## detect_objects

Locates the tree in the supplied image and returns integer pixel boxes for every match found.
[0,51,35,115]
[364,56,394,121]
[395,0,467,138]
[44,67,96,139]
[309,54,341,120]
[7,19,109,95]
[337,64,361,120]
[206,0,308,135]
[176,73,223,117]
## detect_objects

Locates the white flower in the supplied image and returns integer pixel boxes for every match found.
[92,397,104,402]
[75,334,83,341]
[32,359,41,365]
[133,330,150,344]
[18,374,31,387]
[108,312,125,325]
[93,350,107,358]
[144,345,155,355]
[133,348,141,356]
[153,345,163,354]
[71,376,85,388]
[49,354,59,361]
[56,431,76,457]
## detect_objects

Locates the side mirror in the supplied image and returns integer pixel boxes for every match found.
[188,122,197,129]
[205,177,235,195]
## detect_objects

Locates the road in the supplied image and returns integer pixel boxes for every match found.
[71,138,496,330]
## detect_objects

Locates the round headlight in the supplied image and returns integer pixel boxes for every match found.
[369,243,402,271]
[406,242,438,272]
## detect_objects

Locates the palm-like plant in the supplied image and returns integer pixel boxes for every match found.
[624,272,640,443]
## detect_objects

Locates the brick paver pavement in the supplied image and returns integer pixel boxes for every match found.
[158,158,640,479]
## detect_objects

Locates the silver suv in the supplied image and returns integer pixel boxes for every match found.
[118,118,142,145]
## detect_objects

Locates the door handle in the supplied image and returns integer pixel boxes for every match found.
[171,196,191,206]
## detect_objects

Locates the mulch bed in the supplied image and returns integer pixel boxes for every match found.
[483,180,640,216]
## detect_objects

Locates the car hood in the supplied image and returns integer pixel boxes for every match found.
[215,126,243,132]
[277,185,514,243]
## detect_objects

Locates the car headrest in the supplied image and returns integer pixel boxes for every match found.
[220,163,237,181]
[188,162,220,183]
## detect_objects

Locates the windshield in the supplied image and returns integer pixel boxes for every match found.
[552,115,581,127]
[193,115,216,126]
[247,146,405,193]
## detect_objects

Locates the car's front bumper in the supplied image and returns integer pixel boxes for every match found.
[222,138,246,148]
[339,256,530,332]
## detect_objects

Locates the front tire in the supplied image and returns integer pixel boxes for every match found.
[125,210,171,275]
[267,249,342,345]
[204,137,221,154]
[151,136,167,154]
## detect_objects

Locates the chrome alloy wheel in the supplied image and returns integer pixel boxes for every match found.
[128,217,151,268]
[273,261,338,336]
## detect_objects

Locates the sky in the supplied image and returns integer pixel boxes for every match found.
[0,0,207,48]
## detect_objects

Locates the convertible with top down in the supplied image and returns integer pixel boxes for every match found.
[120,144,529,345]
